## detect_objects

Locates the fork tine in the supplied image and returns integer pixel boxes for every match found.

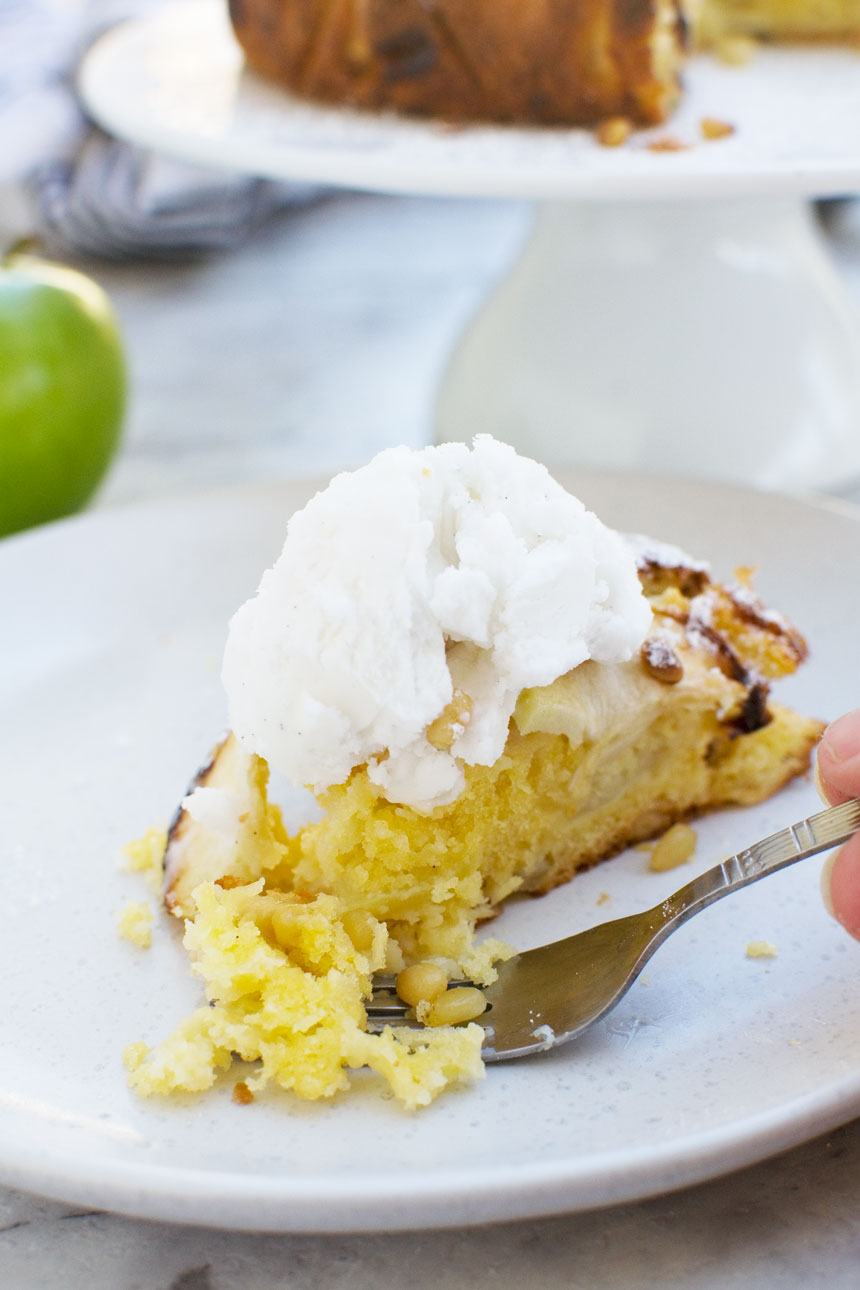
[365,980,476,1016]
[365,979,484,1032]
[365,1015,428,1034]
[363,800,860,1060]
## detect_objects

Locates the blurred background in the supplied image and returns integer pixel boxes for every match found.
[2,0,860,526]
[3,6,860,1284]
[1,0,533,513]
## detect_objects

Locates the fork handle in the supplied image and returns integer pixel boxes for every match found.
[655,798,860,934]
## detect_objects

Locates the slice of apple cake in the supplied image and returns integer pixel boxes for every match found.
[129,438,821,1108]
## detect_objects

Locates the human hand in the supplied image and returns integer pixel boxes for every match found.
[817,708,860,940]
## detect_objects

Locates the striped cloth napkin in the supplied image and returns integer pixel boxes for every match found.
[1,0,322,258]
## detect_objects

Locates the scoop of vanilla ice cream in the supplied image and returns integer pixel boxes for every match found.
[221,436,652,812]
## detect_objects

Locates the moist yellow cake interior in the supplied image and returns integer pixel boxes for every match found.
[126,883,485,1108]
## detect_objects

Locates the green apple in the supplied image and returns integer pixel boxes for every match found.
[0,245,127,538]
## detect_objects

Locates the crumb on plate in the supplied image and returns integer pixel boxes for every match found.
[123,825,167,894]
[701,117,736,141]
[746,940,778,959]
[123,1041,150,1071]
[647,136,690,153]
[117,901,154,948]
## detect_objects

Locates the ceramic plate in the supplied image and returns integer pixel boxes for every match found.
[78,0,860,199]
[2,472,859,1232]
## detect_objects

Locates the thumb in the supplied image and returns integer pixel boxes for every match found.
[815,708,860,807]
[816,709,860,941]
[822,833,860,942]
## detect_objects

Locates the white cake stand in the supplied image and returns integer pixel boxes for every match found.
[79,0,860,490]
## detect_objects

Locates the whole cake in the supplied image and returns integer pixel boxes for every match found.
[228,0,688,126]
[126,438,822,1109]
[228,0,860,126]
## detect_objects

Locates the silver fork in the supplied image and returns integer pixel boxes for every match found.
[366,798,860,1061]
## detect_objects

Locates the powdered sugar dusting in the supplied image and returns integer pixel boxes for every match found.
[625,533,710,574]
[728,581,793,633]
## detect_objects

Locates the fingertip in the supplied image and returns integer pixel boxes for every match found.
[824,833,860,943]
[820,708,860,764]
[816,711,860,806]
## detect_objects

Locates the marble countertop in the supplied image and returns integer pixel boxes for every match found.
[84,188,860,512]
[2,1118,860,1290]
[3,189,860,1287]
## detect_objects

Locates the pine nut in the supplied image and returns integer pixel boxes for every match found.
[641,636,684,684]
[396,962,448,1008]
[426,690,473,751]
[425,986,487,1026]
[649,822,697,872]
[595,117,632,148]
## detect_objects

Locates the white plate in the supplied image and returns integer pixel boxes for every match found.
[2,472,859,1232]
[78,0,860,199]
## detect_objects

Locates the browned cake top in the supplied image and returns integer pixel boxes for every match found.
[229,0,686,126]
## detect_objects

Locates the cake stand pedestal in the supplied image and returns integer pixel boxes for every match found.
[436,196,860,490]
[79,0,860,490]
